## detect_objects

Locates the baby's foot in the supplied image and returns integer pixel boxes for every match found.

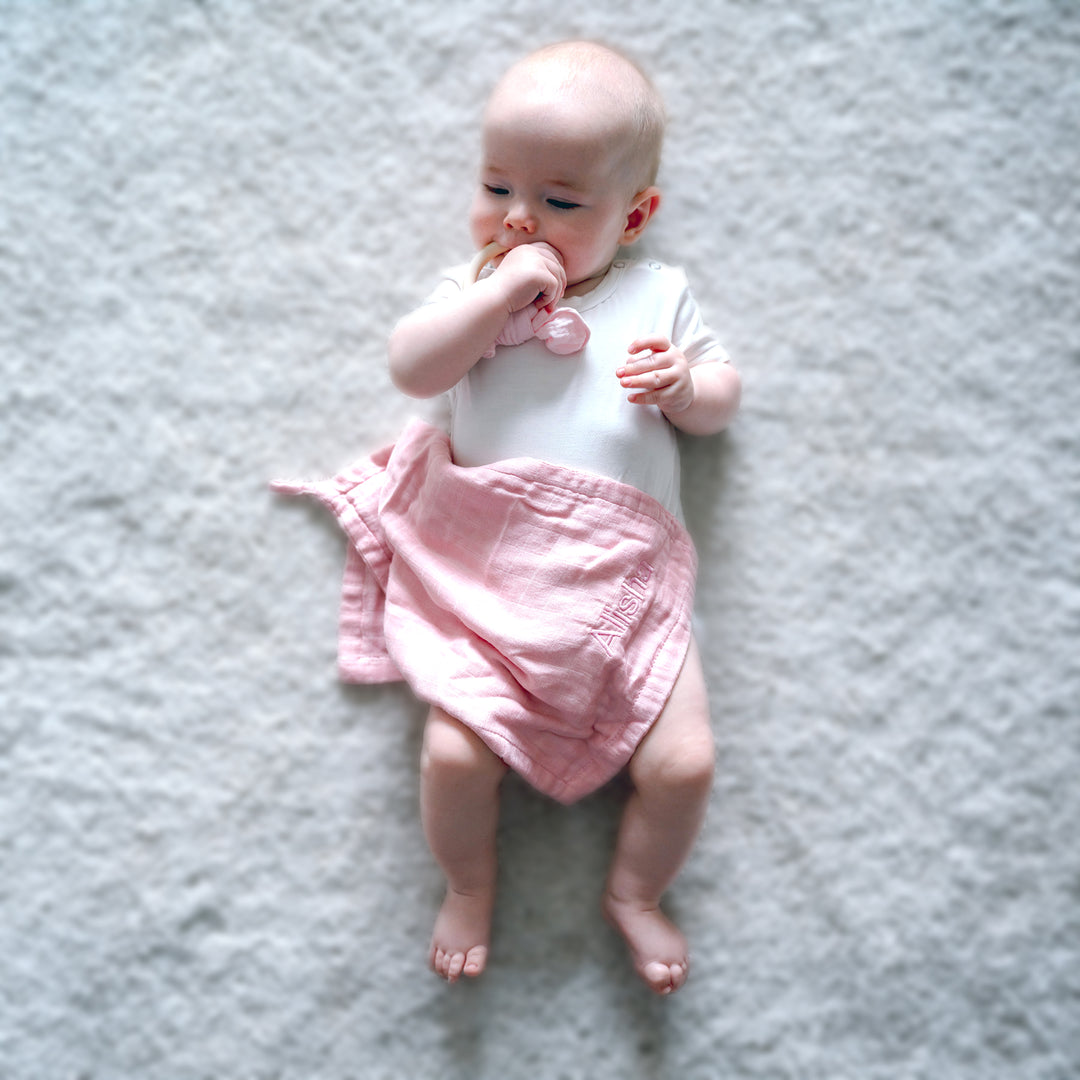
[429,886,493,983]
[602,892,690,995]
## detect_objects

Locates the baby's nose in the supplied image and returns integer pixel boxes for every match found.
[504,200,537,232]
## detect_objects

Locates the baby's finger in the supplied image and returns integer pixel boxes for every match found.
[627,385,669,405]
[621,364,675,392]
[627,334,672,357]
[628,376,683,406]
[538,272,566,308]
[616,350,659,378]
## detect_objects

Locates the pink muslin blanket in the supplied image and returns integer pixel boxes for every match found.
[272,420,696,804]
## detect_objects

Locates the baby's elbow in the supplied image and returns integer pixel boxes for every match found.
[719,364,742,417]
[388,360,426,399]
[680,362,741,436]
[708,367,742,434]
[387,333,433,399]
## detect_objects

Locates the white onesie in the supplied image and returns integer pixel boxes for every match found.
[428,257,730,517]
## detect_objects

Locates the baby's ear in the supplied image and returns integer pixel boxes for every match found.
[620,187,662,245]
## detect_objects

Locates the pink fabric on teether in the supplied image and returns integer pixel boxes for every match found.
[532,308,590,354]
[482,302,590,359]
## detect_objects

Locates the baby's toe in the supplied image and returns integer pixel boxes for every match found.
[462,945,488,978]
[641,958,690,995]
[430,946,460,982]
[444,950,466,982]
[641,960,676,994]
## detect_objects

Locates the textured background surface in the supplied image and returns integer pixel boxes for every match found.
[3,2,1078,1078]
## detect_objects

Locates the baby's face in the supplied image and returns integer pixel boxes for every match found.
[470,93,646,296]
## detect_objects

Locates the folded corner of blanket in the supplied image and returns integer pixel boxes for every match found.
[269,477,313,496]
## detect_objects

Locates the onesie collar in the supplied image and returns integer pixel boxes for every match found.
[561,257,627,312]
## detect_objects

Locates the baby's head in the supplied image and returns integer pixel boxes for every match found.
[471,41,666,295]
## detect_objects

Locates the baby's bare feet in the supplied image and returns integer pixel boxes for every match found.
[429,886,493,983]
[602,892,690,995]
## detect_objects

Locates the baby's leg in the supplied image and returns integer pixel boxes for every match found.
[603,637,715,995]
[420,706,508,982]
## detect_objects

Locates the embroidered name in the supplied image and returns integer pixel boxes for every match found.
[589,561,654,656]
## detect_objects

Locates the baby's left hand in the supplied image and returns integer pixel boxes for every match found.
[617,336,694,415]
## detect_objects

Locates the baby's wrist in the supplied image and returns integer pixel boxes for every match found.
[472,272,519,319]
[661,381,696,417]
[491,273,539,317]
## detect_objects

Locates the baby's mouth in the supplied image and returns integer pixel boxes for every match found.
[468,240,565,284]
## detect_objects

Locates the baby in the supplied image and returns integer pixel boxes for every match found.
[387,41,741,995]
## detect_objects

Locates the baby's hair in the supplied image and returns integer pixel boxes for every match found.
[504,40,666,191]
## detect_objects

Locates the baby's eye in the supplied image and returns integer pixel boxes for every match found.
[547,198,580,211]
[484,184,510,197]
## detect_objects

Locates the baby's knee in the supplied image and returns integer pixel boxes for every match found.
[421,708,506,784]
[666,734,716,793]
[635,726,715,797]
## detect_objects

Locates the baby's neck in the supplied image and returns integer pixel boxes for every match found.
[563,262,614,298]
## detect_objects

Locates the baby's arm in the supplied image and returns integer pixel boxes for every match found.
[617,335,742,436]
[388,243,566,399]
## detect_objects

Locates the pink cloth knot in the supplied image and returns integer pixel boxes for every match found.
[482,302,590,359]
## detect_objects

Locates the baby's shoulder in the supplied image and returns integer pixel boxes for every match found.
[616,255,688,282]
[610,256,693,298]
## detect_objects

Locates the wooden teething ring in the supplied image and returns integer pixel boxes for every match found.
[468,241,507,284]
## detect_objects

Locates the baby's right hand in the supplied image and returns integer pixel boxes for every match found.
[489,242,566,315]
